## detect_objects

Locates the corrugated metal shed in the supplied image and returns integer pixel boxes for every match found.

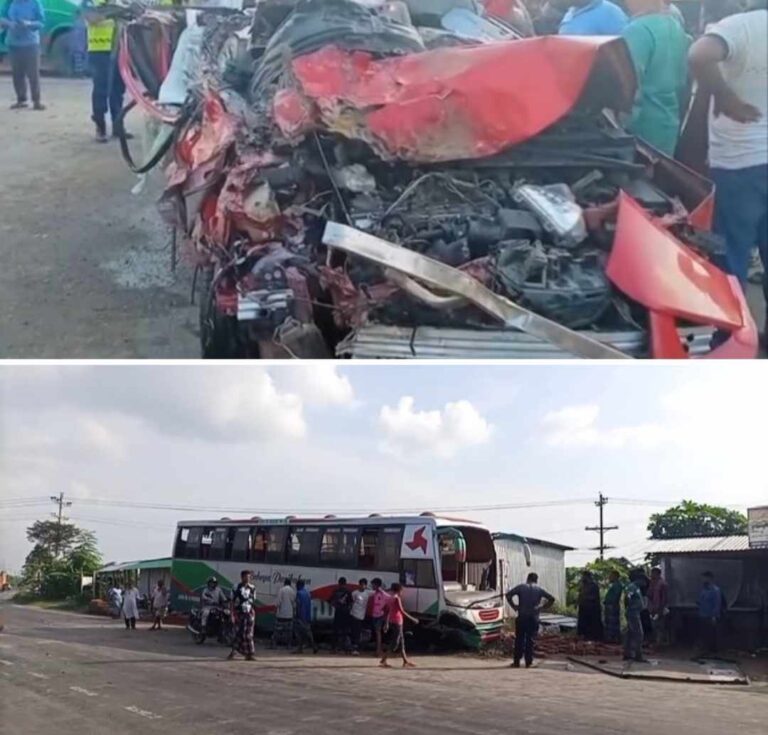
[643,536,752,554]
[493,534,570,610]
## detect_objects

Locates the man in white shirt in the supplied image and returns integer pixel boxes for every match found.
[689,0,768,337]
[350,578,371,655]
[273,578,296,647]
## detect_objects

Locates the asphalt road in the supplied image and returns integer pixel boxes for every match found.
[0,601,766,735]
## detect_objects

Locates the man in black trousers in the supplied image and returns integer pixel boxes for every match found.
[507,573,555,668]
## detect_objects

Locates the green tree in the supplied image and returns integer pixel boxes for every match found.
[26,520,82,557]
[647,500,747,539]
[566,557,633,608]
[21,522,102,599]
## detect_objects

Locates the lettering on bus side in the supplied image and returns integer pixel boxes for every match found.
[272,571,312,586]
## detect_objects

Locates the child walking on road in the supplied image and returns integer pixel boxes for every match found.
[380,583,418,669]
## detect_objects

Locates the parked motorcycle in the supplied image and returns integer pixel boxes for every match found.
[187,607,234,646]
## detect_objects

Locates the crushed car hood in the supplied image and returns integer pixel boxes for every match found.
[279,35,637,162]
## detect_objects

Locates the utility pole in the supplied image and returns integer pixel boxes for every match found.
[585,493,618,559]
[50,492,72,557]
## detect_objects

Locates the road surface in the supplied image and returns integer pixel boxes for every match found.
[0,601,765,735]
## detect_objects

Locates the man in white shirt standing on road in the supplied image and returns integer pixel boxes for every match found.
[273,578,296,648]
[689,0,768,339]
[350,578,372,655]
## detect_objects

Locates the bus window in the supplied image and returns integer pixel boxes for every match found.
[231,527,251,562]
[265,526,288,564]
[377,527,404,572]
[252,528,268,563]
[185,527,203,559]
[209,528,228,561]
[320,527,359,567]
[175,527,190,558]
[401,559,436,588]
[358,528,378,569]
[200,528,214,560]
[286,526,322,565]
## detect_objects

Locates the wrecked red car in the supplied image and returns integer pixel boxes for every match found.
[118,0,757,358]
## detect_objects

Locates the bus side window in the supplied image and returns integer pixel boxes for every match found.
[401,559,436,589]
[185,527,202,559]
[358,528,378,570]
[200,528,214,560]
[175,527,190,558]
[265,526,288,564]
[209,527,227,561]
[286,526,322,566]
[320,527,359,567]
[231,527,251,562]
[252,528,268,563]
[377,527,404,572]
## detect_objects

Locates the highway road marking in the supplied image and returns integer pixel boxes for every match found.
[29,672,50,680]
[70,686,99,697]
[124,706,162,720]
[0,659,14,666]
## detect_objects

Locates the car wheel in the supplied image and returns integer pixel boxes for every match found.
[49,31,74,77]
[198,265,242,358]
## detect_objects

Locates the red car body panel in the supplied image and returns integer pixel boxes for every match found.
[607,194,757,358]
[287,36,635,162]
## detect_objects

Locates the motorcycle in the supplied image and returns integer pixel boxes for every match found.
[187,607,235,646]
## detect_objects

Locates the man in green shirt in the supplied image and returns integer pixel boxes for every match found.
[622,0,690,155]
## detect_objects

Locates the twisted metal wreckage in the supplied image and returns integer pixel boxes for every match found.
[116,0,758,359]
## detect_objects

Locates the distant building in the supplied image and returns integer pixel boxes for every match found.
[95,558,172,601]
[492,533,573,613]
[644,531,768,651]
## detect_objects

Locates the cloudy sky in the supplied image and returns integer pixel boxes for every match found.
[1,363,765,573]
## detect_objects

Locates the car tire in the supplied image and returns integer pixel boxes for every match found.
[198,265,242,359]
[49,31,74,77]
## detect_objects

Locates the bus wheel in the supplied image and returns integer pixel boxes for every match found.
[194,632,206,645]
[49,31,74,77]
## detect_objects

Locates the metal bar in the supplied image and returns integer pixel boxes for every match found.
[323,222,629,359]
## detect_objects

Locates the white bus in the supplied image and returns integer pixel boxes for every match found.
[170,514,504,647]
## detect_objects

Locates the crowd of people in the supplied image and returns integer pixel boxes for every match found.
[106,565,729,670]
[574,566,728,661]
[228,570,420,667]
[106,578,169,631]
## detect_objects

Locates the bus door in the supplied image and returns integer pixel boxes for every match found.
[400,523,439,619]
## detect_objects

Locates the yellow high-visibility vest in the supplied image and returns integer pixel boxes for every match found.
[87,0,115,54]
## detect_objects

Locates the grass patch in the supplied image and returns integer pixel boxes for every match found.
[12,592,89,612]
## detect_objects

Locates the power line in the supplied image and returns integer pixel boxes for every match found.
[585,492,618,560]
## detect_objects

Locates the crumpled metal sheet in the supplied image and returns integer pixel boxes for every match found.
[289,36,635,162]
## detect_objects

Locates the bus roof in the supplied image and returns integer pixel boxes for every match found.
[175,514,488,529]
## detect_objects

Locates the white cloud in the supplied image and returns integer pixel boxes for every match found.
[80,418,127,461]
[378,396,493,459]
[542,404,670,449]
[276,365,355,407]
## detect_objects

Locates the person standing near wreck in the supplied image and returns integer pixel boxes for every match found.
[577,570,603,641]
[506,572,555,669]
[621,0,690,156]
[688,0,767,339]
[81,0,124,142]
[558,0,628,35]
[623,569,646,662]
[1,0,45,110]
[603,569,623,644]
